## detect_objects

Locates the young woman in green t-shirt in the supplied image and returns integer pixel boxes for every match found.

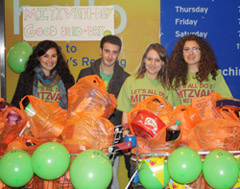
[168,34,232,106]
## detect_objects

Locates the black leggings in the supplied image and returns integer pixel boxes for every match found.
[124,154,132,179]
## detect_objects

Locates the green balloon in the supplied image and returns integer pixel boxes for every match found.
[203,149,239,189]
[0,150,33,187]
[103,30,112,36]
[70,149,113,189]
[32,142,70,180]
[167,147,202,184]
[7,41,33,73]
[139,161,170,189]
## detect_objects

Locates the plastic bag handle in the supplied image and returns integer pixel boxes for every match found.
[76,75,103,88]
[19,95,31,112]
[91,75,106,90]
[92,75,102,85]
[147,95,168,106]
[2,106,25,122]
[219,107,239,122]
[174,104,188,112]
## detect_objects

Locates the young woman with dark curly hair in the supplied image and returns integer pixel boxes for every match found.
[11,40,75,109]
[168,34,232,106]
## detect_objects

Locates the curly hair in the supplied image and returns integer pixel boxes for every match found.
[136,43,169,88]
[25,40,74,83]
[168,35,219,88]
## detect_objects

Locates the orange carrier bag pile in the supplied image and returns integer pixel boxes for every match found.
[19,95,67,139]
[186,92,240,151]
[6,135,62,155]
[128,95,180,155]
[63,75,116,153]
[67,75,117,118]
[167,104,202,145]
[61,111,114,154]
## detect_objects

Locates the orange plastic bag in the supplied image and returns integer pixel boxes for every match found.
[29,171,73,189]
[168,105,202,144]
[131,126,180,156]
[0,107,27,145]
[19,95,67,139]
[217,107,240,122]
[0,98,8,114]
[187,173,213,189]
[129,95,173,135]
[0,107,27,156]
[67,75,117,119]
[0,99,10,136]
[190,92,224,120]
[0,116,4,136]
[6,135,62,155]
[0,180,9,189]
[27,155,76,189]
[61,111,114,154]
[187,118,240,151]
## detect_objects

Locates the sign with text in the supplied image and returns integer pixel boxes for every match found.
[5,0,160,103]
[161,0,240,98]
[23,6,114,41]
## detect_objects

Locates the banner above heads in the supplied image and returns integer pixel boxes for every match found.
[23,6,114,41]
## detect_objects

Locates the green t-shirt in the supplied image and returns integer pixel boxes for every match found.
[172,70,233,106]
[37,80,61,103]
[100,71,113,91]
[117,74,176,112]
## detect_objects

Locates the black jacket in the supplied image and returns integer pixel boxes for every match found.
[77,58,130,126]
[11,71,75,109]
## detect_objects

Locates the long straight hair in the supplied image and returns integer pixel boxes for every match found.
[136,43,169,88]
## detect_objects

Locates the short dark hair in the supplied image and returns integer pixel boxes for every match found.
[100,35,122,51]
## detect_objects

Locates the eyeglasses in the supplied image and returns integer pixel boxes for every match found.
[183,47,201,53]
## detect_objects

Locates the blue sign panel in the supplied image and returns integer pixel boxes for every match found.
[161,0,240,98]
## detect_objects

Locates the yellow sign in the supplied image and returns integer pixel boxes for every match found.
[168,179,186,189]
[143,157,165,185]
[23,6,114,41]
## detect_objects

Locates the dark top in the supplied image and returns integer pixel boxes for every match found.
[11,71,75,109]
[77,58,130,126]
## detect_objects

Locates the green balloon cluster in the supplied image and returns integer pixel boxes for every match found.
[32,142,70,180]
[139,161,170,189]
[0,150,34,187]
[167,147,202,184]
[1,145,239,188]
[70,149,113,189]
[7,41,33,73]
[203,149,239,189]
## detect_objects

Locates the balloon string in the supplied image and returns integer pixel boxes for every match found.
[124,169,138,189]
[184,184,193,189]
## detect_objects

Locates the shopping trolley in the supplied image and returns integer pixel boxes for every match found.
[0,124,134,189]
[125,148,240,189]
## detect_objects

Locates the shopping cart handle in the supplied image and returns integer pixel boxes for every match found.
[115,142,132,151]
